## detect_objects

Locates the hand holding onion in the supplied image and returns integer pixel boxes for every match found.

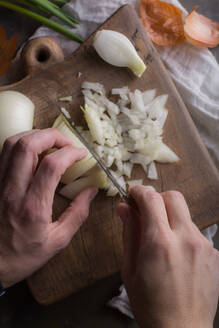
[0,129,97,288]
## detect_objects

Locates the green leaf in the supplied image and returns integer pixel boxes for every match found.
[0,1,83,43]
[29,0,77,28]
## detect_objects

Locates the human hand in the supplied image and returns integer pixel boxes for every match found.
[0,129,97,289]
[117,186,219,328]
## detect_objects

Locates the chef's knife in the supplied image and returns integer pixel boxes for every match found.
[59,107,137,209]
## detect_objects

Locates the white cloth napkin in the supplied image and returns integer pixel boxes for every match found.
[1,0,218,318]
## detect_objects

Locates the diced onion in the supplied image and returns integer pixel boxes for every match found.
[147,161,158,180]
[127,179,143,186]
[155,143,179,163]
[59,96,72,102]
[56,82,179,197]
[79,82,179,193]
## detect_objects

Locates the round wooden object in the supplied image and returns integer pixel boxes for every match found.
[21,36,64,75]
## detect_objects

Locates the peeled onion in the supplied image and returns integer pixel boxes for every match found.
[93,30,146,77]
[0,91,34,151]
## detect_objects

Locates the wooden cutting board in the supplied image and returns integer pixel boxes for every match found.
[1,5,219,305]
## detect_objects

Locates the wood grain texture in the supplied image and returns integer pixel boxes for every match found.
[2,5,219,305]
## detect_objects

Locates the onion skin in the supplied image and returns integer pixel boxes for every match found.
[0,91,34,151]
[140,0,185,46]
[184,8,219,48]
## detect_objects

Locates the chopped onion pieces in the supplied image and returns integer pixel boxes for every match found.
[59,96,72,102]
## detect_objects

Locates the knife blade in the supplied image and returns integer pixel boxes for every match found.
[59,107,135,206]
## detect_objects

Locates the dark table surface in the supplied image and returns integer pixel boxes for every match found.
[0,1,219,327]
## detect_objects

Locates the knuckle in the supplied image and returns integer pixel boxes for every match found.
[143,231,172,258]
[140,189,161,203]
[165,190,184,202]
[1,186,18,211]
[187,238,203,254]
[153,238,170,254]
[23,199,36,218]
[48,127,61,138]
[15,137,33,153]
[42,156,59,173]
[145,189,159,200]
[3,136,16,151]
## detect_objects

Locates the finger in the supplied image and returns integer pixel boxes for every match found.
[3,128,74,194]
[161,191,192,231]
[129,186,171,236]
[48,187,98,254]
[0,130,38,183]
[117,202,140,278]
[30,146,87,204]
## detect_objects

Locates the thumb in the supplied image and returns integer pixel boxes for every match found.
[117,203,139,281]
[48,187,98,254]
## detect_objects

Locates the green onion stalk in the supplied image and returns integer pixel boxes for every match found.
[0,0,83,43]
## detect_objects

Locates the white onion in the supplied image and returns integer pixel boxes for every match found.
[93,30,146,77]
[155,143,179,163]
[142,89,156,105]
[0,91,35,151]
[111,86,129,100]
[82,104,105,145]
[127,179,143,186]
[52,115,97,184]
[82,81,106,96]
[59,96,72,102]
[147,161,158,180]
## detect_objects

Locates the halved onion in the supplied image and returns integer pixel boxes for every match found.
[52,114,97,184]
[60,170,107,200]
[61,156,97,185]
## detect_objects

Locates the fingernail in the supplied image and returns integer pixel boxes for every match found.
[88,187,98,201]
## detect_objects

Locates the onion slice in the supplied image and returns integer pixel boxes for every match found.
[184,7,219,48]
[60,170,107,200]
